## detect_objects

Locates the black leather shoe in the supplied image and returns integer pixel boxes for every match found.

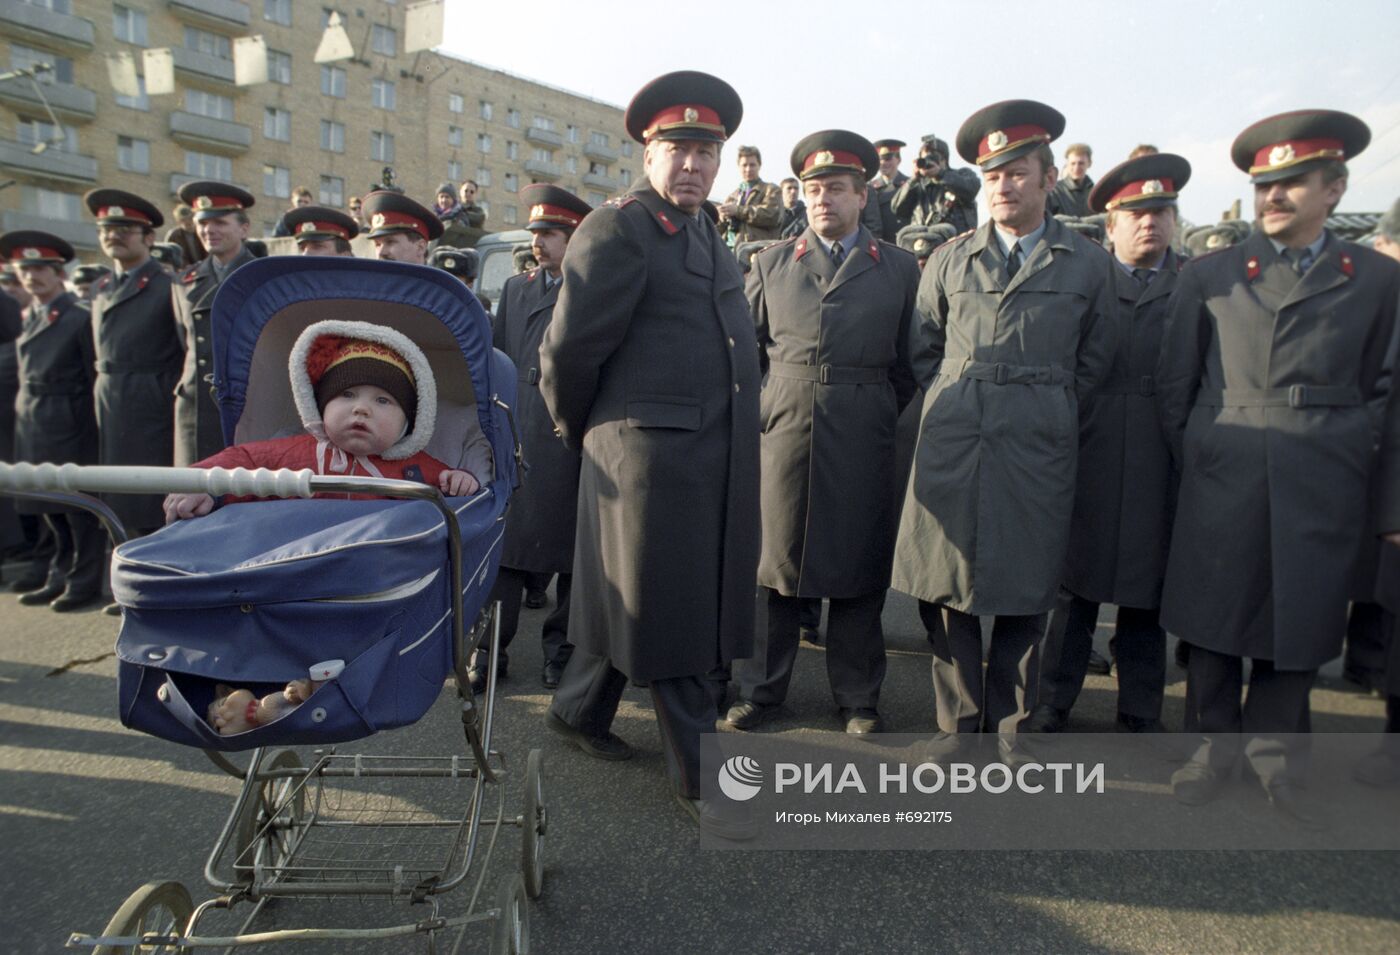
[1171,760,1228,806]
[996,737,1040,770]
[523,589,547,609]
[1023,704,1069,734]
[1266,781,1325,831]
[544,710,633,760]
[1342,667,1383,696]
[800,626,821,645]
[1086,648,1112,675]
[676,794,756,841]
[50,591,101,613]
[841,707,883,735]
[922,731,975,767]
[725,699,778,731]
[11,571,51,595]
[18,583,65,606]
[1115,713,1164,733]
[541,660,564,689]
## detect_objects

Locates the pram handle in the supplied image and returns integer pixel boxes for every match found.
[0,462,318,499]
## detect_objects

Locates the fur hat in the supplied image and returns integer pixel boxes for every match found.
[289,320,437,460]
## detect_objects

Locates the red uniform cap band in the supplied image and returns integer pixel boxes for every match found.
[369,210,429,239]
[978,124,1052,164]
[297,220,351,240]
[191,194,245,212]
[1105,178,1178,210]
[1250,137,1345,174]
[96,205,153,225]
[642,103,725,142]
[802,149,866,175]
[9,246,62,262]
[529,203,584,227]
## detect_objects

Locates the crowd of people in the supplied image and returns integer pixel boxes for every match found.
[2,69,1398,840]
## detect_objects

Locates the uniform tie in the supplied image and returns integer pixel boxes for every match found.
[1282,246,1311,276]
[1006,244,1023,278]
[830,240,846,267]
[1132,267,1153,286]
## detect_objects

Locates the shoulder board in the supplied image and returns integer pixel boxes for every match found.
[605,195,639,210]
[755,236,798,262]
[948,230,976,246]
[181,266,199,285]
[878,238,915,261]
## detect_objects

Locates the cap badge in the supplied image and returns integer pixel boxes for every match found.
[531,204,546,219]
[194,196,212,211]
[371,213,386,228]
[22,248,40,260]
[109,205,125,217]
[444,257,456,268]
[915,239,929,253]
[683,107,698,123]
[987,130,1008,151]
[1141,180,1164,195]
[299,222,316,234]
[1206,234,1223,249]
[814,150,834,166]
[1269,144,1295,166]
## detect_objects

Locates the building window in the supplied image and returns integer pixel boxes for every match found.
[476,167,491,187]
[587,191,607,205]
[263,106,291,142]
[479,100,492,121]
[532,115,555,131]
[566,156,577,174]
[621,141,633,158]
[477,133,491,153]
[622,169,634,186]
[185,150,233,180]
[263,0,292,24]
[113,4,148,44]
[506,109,520,129]
[447,125,463,147]
[115,74,148,111]
[503,173,518,192]
[117,135,150,173]
[567,125,579,144]
[506,141,518,160]
[319,119,345,153]
[267,49,291,84]
[370,24,396,55]
[447,160,462,181]
[19,0,73,12]
[589,131,610,147]
[263,164,290,199]
[319,175,344,207]
[448,92,463,114]
[184,27,232,59]
[9,43,74,84]
[502,205,517,225]
[370,130,394,162]
[185,89,235,121]
[588,161,608,175]
[320,65,346,98]
[17,118,75,152]
[20,185,83,222]
[532,147,551,162]
[371,78,396,111]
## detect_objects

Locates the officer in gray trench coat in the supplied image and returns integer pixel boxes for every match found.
[1,232,103,611]
[891,100,1117,752]
[171,182,256,466]
[1159,110,1399,820]
[84,190,182,535]
[1027,154,1192,735]
[726,131,918,736]
[1357,367,1400,785]
[538,72,761,839]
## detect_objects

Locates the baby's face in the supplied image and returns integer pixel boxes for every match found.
[321,384,407,456]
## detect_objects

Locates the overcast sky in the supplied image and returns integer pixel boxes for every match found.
[443,0,1400,226]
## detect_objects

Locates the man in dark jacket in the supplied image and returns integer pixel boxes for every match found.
[892,136,980,236]
[539,71,760,839]
[1049,143,1094,216]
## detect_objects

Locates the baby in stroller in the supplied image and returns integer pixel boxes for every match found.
[162,320,486,734]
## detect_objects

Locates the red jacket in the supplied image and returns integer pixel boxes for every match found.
[195,433,450,502]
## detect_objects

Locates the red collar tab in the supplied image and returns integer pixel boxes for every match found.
[46,305,61,322]
[368,210,429,240]
[182,267,199,284]
[191,194,244,213]
[296,220,351,241]
[801,149,866,177]
[977,124,1051,165]
[654,210,679,235]
[1341,253,1354,277]
[138,274,149,290]
[867,240,880,262]
[526,268,538,282]
[1105,178,1178,210]
[794,238,810,260]
[1246,256,1262,281]
[642,104,725,142]
[9,246,63,263]
[96,205,153,225]
[1250,137,1345,175]
[529,203,584,228]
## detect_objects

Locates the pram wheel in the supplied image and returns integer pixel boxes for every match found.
[233,748,307,878]
[521,748,546,899]
[489,873,530,955]
[92,880,192,954]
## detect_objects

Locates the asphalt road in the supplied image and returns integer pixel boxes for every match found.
[2,568,1397,954]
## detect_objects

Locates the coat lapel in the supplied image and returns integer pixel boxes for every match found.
[1137,250,1179,307]
[108,258,158,310]
[18,292,74,346]
[825,227,879,298]
[968,223,1007,293]
[1004,216,1069,296]
[1280,234,1350,311]
[795,226,837,285]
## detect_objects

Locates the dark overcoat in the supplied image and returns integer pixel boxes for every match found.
[1157,232,1400,669]
[1376,380,1400,615]
[492,267,580,573]
[892,215,1117,615]
[749,226,918,597]
[1064,253,1180,608]
[539,184,761,682]
[91,258,182,528]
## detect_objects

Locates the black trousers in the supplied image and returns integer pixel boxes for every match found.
[43,511,103,598]
[1039,592,1166,721]
[548,648,715,799]
[1344,601,1394,680]
[733,588,887,711]
[1184,644,1315,785]
[931,607,1045,735]
[484,567,573,668]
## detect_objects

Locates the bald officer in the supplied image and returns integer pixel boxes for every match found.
[284,205,359,257]
[361,191,443,264]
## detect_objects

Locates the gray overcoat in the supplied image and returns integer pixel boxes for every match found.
[172,246,254,466]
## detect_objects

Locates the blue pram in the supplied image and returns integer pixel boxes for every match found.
[2,258,545,952]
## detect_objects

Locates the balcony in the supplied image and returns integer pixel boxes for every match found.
[0,77,97,123]
[168,0,250,31]
[171,46,237,84]
[582,171,619,192]
[0,138,98,185]
[169,172,250,196]
[583,141,618,163]
[170,110,251,153]
[0,210,96,250]
[522,159,561,181]
[525,127,561,148]
[0,0,95,53]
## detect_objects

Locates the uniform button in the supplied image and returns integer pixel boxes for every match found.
[733,383,741,393]
[198,359,207,367]
[196,335,205,344]
[727,337,735,348]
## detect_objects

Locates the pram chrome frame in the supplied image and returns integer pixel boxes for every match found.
[0,461,540,954]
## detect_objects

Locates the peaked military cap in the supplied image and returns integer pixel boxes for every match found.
[150,243,185,269]
[512,244,538,273]
[70,264,111,285]
[956,100,1065,169]
[1231,109,1370,184]
[519,184,592,231]
[177,180,255,221]
[361,191,444,241]
[283,205,360,243]
[790,130,880,181]
[85,188,164,229]
[432,246,479,281]
[624,70,742,144]
[0,230,74,265]
[1089,153,1192,214]
[873,138,906,158]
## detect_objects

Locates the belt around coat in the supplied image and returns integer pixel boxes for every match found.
[769,361,887,385]
[96,359,179,374]
[937,358,1072,387]
[1195,385,1362,409]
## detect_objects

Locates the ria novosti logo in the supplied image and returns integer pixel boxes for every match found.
[717,755,764,801]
